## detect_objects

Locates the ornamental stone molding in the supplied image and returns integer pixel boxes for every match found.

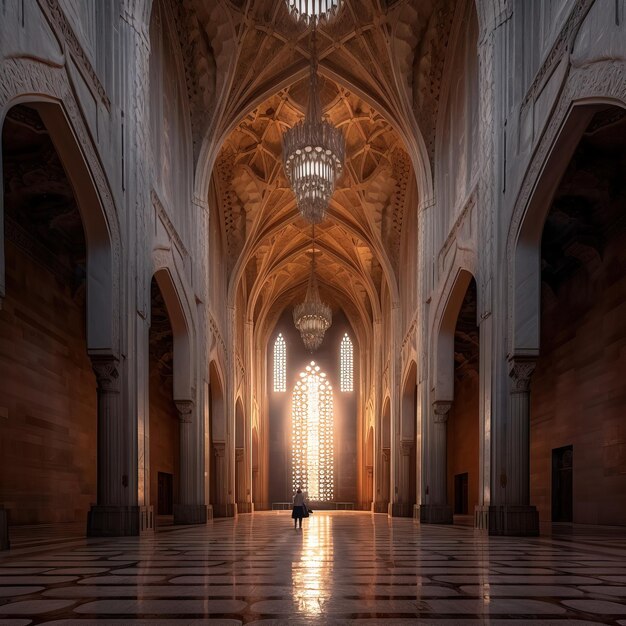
[91,356,121,394]
[37,0,111,110]
[508,359,536,394]
[433,400,452,423]
[506,59,626,353]
[0,58,122,356]
[519,0,594,112]
[175,400,194,423]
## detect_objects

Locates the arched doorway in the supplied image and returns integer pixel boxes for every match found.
[375,398,391,513]
[209,361,230,517]
[397,362,418,517]
[422,268,478,525]
[235,397,251,513]
[148,276,179,525]
[528,105,626,525]
[447,278,479,525]
[364,426,374,510]
[0,104,97,537]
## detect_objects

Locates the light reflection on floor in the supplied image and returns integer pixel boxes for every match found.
[0,511,625,623]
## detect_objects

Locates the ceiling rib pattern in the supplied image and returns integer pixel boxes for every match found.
[184,0,454,340]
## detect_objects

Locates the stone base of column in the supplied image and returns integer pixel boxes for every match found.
[173,504,209,525]
[237,502,253,514]
[413,504,420,520]
[212,503,237,518]
[207,505,213,520]
[140,506,154,533]
[419,504,453,524]
[87,505,147,537]
[390,503,414,517]
[0,506,9,550]
[475,504,539,536]
[373,501,389,513]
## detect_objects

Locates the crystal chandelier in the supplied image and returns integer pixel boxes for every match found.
[282,30,345,224]
[285,0,342,25]
[293,232,332,351]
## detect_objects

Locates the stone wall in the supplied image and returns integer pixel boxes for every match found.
[148,353,180,516]
[0,242,97,524]
[531,229,626,525]
[446,373,479,514]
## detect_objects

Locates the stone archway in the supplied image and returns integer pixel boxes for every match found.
[0,100,125,547]
[209,360,230,517]
[422,268,478,525]
[395,362,418,517]
[149,268,205,525]
[517,104,626,526]
[375,398,391,514]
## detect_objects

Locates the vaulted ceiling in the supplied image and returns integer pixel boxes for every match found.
[175,0,457,342]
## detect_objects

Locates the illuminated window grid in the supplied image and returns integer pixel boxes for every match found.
[292,361,334,501]
[273,333,286,392]
[340,333,353,392]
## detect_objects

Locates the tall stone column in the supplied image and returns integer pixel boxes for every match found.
[235,448,250,513]
[212,443,233,517]
[484,358,539,535]
[392,442,413,517]
[420,401,453,524]
[88,356,143,536]
[366,465,373,510]
[376,448,391,513]
[173,401,208,525]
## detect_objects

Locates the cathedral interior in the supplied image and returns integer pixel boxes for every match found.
[0,0,625,622]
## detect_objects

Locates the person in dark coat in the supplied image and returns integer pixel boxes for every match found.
[291,488,308,529]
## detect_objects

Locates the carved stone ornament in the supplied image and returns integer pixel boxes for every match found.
[508,359,536,393]
[175,400,194,423]
[433,401,452,423]
[91,356,121,393]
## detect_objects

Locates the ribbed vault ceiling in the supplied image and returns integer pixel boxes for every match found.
[188,0,455,341]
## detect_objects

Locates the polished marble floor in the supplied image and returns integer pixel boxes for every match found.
[1,511,625,624]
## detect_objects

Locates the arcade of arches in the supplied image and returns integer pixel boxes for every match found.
[1,0,626,556]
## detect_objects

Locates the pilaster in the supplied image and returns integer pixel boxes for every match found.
[173,400,208,525]
[88,356,150,536]
[420,401,453,524]
[478,357,538,535]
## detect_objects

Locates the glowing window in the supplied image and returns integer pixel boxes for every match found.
[273,333,286,392]
[340,333,353,392]
[292,361,334,501]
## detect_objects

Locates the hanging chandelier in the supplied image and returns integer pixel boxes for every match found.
[282,30,345,224]
[293,231,332,352]
[285,0,342,25]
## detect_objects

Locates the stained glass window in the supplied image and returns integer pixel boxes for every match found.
[340,333,353,392]
[273,333,286,392]
[292,362,334,501]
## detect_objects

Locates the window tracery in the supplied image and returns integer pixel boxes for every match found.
[273,333,286,392]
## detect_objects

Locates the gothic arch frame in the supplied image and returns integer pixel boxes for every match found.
[0,60,122,357]
[151,258,196,403]
[400,360,418,442]
[431,265,477,403]
[506,61,626,358]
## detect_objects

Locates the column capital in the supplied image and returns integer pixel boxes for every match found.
[175,400,194,423]
[91,356,120,393]
[508,358,536,393]
[433,400,452,422]
[400,441,413,456]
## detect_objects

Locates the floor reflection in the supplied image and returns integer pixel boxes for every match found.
[292,513,333,615]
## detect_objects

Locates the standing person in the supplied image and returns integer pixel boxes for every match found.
[291,488,308,529]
